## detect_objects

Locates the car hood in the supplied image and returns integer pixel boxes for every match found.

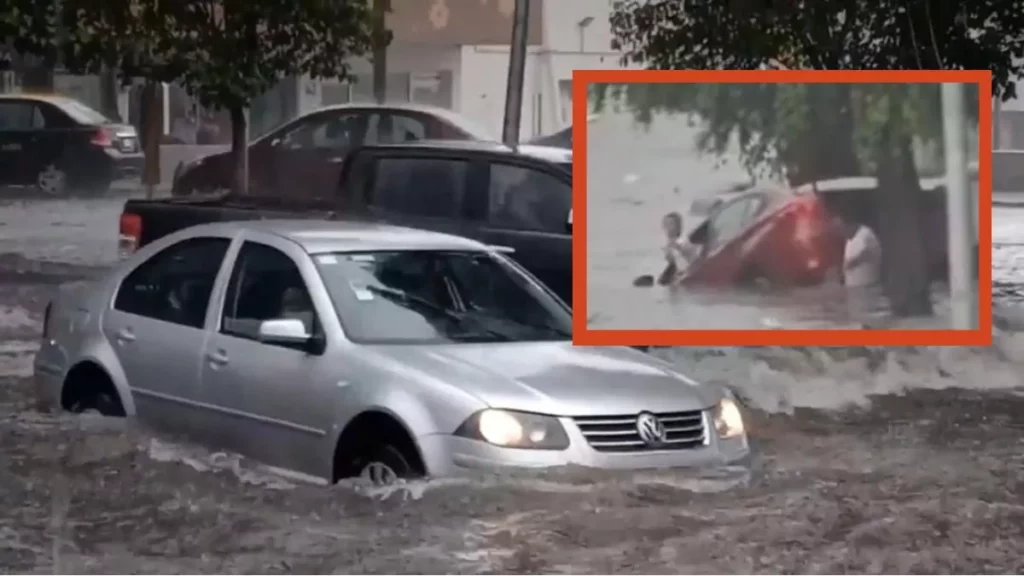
[364,341,720,416]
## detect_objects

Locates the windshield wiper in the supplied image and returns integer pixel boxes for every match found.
[365,285,512,341]
[365,285,461,321]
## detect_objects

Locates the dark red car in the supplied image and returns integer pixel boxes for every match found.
[679,177,952,288]
[171,103,497,198]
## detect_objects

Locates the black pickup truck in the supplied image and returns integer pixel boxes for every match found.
[120,140,574,303]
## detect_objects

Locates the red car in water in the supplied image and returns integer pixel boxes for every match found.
[677,177,952,288]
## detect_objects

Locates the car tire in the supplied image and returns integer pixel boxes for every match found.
[357,443,417,486]
[739,266,771,290]
[35,163,68,197]
[67,390,123,417]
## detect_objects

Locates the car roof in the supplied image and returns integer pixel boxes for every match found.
[516,144,572,164]
[360,140,572,164]
[184,219,490,254]
[0,93,79,105]
[290,102,498,140]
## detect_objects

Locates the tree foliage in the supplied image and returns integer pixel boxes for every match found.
[6,0,377,192]
[594,0,1015,181]
[596,0,1021,317]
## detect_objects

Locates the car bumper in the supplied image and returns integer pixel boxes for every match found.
[32,354,64,413]
[417,414,751,477]
[103,149,145,178]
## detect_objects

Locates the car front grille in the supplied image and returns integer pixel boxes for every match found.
[574,410,707,453]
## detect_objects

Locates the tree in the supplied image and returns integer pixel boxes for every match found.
[596,0,1024,317]
[12,0,377,195]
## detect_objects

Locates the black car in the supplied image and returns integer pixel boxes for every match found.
[0,94,144,195]
[119,140,575,304]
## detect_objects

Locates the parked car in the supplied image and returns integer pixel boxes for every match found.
[126,141,574,304]
[35,220,749,485]
[527,114,599,149]
[679,176,953,288]
[171,103,498,197]
[0,93,143,195]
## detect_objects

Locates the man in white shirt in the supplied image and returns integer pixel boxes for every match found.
[837,216,883,288]
[657,212,700,285]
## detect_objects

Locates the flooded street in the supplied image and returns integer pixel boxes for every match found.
[2,193,1024,573]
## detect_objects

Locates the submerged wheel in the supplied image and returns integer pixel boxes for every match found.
[36,164,68,196]
[358,444,415,486]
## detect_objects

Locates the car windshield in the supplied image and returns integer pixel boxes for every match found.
[313,249,572,344]
[55,98,112,124]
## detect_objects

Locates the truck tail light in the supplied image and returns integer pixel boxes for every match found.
[91,128,113,147]
[119,213,142,257]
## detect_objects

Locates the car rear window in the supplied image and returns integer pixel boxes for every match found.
[54,99,111,125]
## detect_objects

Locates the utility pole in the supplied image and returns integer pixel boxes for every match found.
[501,0,530,147]
[941,82,977,329]
[993,97,1002,149]
[372,0,390,103]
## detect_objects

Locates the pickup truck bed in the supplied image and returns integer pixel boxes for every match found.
[120,141,574,304]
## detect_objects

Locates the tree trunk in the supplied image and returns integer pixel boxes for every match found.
[371,0,390,103]
[874,94,933,317]
[229,105,249,195]
[99,66,121,121]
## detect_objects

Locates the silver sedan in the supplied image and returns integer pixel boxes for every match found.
[34,220,749,485]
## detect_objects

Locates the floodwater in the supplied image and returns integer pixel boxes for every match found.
[2,192,1024,573]
[585,111,974,330]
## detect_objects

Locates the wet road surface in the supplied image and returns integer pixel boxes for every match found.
[2,194,1024,573]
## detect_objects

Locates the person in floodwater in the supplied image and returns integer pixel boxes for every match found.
[658,211,699,286]
[835,214,882,288]
[832,213,884,323]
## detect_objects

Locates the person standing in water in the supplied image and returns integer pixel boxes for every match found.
[658,212,699,285]
[836,215,882,288]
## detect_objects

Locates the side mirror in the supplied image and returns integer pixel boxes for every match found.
[270,137,282,148]
[566,209,573,233]
[258,318,311,345]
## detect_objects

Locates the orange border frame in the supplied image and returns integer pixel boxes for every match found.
[572,69,992,347]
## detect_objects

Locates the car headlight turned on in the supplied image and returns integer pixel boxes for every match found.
[714,396,746,439]
[455,409,570,450]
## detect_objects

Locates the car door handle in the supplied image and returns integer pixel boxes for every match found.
[0,143,21,151]
[327,156,344,163]
[206,350,229,366]
[115,328,136,343]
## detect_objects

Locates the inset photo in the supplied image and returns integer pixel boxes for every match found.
[572,69,991,347]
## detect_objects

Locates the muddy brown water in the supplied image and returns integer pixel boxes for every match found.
[2,258,1024,573]
[1,191,1024,573]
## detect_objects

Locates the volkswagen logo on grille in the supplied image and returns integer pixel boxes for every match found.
[636,412,666,446]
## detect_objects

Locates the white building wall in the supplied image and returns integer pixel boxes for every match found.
[295,0,632,141]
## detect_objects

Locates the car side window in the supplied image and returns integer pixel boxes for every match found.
[370,157,468,218]
[113,237,231,328]
[0,101,35,130]
[221,241,320,343]
[488,163,571,233]
[705,199,753,252]
[365,112,427,144]
[280,112,362,151]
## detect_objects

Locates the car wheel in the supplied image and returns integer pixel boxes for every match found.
[67,390,122,417]
[36,164,68,196]
[739,266,771,290]
[358,444,415,486]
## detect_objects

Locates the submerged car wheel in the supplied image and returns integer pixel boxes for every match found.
[358,444,415,486]
[68,391,123,417]
[36,164,68,196]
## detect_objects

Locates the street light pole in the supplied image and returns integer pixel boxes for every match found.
[501,0,530,147]
[941,82,977,329]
